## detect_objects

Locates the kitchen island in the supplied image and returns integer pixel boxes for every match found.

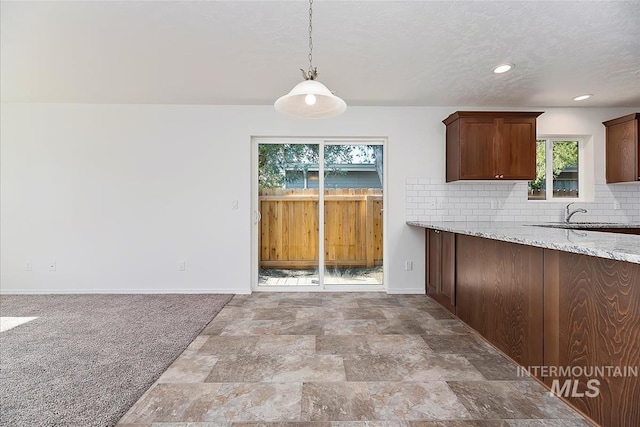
[408,221,640,427]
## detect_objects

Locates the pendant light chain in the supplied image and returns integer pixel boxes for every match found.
[308,0,313,73]
[307,0,317,80]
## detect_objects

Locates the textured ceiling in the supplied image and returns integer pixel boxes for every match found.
[1,1,639,107]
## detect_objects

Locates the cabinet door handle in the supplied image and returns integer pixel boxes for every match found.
[495,174,499,179]
[500,174,504,178]
[434,230,440,233]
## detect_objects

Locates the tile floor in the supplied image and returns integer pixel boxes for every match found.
[118,292,592,427]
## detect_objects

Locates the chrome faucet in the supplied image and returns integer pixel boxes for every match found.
[564,202,587,223]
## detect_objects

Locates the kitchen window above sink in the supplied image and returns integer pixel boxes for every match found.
[528,138,583,201]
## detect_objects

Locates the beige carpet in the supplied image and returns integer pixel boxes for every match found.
[0,293,232,427]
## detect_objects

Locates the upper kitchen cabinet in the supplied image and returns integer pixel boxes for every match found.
[603,113,640,183]
[443,111,543,182]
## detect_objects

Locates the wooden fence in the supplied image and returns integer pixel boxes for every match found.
[259,188,383,269]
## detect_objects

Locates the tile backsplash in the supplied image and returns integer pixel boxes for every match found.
[406,178,640,223]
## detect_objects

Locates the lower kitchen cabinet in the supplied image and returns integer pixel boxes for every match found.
[455,234,544,371]
[421,228,640,427]
[544,249,640,427]
[425,229,455,313]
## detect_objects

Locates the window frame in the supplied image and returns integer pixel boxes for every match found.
[529,137,585,202]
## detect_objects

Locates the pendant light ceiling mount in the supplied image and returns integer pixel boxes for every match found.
[274,0,347,119]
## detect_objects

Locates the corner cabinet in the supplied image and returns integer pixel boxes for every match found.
[603,113,640,183]
[425,229,455,313]
[444,111,543,182]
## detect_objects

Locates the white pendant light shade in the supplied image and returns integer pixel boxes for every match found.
[275,79,347,119]
[274,0,347,119]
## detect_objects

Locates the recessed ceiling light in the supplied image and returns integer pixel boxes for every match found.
[493,63,515,74]
[573,94,593,101]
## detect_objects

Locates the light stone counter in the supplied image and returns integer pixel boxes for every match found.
[407,221,640,264]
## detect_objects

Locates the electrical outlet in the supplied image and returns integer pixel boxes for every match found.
[613,200,621,210]
[25,261,32,271]
[178,260,186,271]
[490,200,497,209]
[405,260,413,271]
[49,261,56,272]
[231,200,239,210]
[436,200,444,209]
[429,200,436,209]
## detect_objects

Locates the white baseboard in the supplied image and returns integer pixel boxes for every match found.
[386,287,425,295]
[0,288,242,295]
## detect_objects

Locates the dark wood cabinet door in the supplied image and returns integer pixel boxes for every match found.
[441,231,456,308]
[456,234,543,369]
[426,229,455,313]
[426,229,441,295]
[605,119,638,183]
[498,117,537,179]
[458,117,496,179]
[544,250,640,427]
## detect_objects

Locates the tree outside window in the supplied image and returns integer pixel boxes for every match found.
[529,139,580,201]
[258,144,380,190]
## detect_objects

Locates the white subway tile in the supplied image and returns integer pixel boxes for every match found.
[407,178,640,223]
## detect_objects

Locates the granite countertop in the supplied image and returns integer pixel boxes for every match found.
[407,221,640,264]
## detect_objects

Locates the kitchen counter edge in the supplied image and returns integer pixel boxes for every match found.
[407,221,640,264]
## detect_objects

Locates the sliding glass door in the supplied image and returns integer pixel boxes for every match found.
[254,139,384,291]
[323,144,383,286]
[257,143,320,287]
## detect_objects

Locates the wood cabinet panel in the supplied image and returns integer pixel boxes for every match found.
[425,229,455,313]
[441,232,456,308]
[458,118,496,180]
[445,119,461,183]
[426,229,441,295]
[604,113,639,183]
[544,250,640,427]
[456,234,543,370]
[499,117,537,179]
[453,234,485,330]
[444,111,542,182]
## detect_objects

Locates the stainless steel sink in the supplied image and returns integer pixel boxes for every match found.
[530,222,625,229]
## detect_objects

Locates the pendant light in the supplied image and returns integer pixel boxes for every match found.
[274,0,347,119]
